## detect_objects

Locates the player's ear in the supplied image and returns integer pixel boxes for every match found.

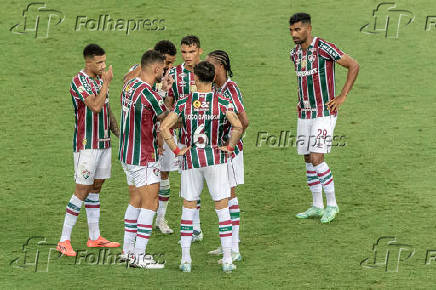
[199,48,203,55]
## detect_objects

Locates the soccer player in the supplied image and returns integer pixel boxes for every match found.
[206,50,249,262]
[122,40,177,235]
[160,61,243,273]
[118,50,168,268]
[57,44,120,257]
[167,35,204,242]
[288,13,359,223]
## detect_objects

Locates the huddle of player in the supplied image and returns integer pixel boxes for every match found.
[57,35,249,273]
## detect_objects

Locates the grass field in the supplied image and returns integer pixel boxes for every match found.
[1,0,436,288]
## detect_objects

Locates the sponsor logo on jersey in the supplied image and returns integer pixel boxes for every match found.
[193,100,210,111]
[82,138,87,146]
[77,86,85,94]
[296,68,318,77]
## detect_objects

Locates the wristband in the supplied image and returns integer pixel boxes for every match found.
[227,145,235,152]
[173,147,181,155]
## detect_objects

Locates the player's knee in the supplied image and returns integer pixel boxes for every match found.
[183,199,197,209]
[161,171,169,180]
[230,188,237,199]
[214,198,229,210]
[311,153,324,166]
[92,179,105,193]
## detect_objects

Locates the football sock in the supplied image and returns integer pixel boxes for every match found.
[216,207,232,264]
[157,178,170,221]
[193,199,201,232]
[180,207,195,263]
[123,204,140,254]
[315,162,337,207]
[228,197,240,253]
[133,209,155,256]
[306,163,323,208]
[85,193,101,240]
[60,194,83,242]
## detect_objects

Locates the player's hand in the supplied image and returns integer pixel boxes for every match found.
[326,94,346,113]
[176,146,191,156]
[161,70,174,92]
[218,145,232,152]
[158,145,165,156]
[102,65,113,83]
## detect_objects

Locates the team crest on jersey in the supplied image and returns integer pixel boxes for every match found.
[81,169,91,179]
[193,100,210,111]
[308,53,316,63]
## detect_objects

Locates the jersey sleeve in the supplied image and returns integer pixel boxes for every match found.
[227,84,245,114]
[173,98,185,118]
[318,39,344,61]
[71,75,94,101]
[143,90,167,117]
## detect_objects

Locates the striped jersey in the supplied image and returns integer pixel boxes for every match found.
[118,78,167,166]
[290,37,344,119]
[174,92,234,170]
[218,78,245,158]
[70,70,111,152]
[168,63,196,103]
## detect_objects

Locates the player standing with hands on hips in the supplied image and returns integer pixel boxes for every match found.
[289,13,359,223]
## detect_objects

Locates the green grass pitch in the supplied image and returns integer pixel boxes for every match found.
[1,0,436,288]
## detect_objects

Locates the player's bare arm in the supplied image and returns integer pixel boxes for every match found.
[326,54,359,112]
[123,65,141,84]
[84,65,113,113]
[160,112,190,156]
[219,111,243,152]
[237,111,249,131]
[108,105,120,138]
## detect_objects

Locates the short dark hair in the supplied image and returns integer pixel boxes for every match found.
[181,35,201,48]
[141,50,165,68]
[289,13,311,25]
[194,61,215,83]
[83,44,105,58]
[208,50,233,78]
[154,40,177,56]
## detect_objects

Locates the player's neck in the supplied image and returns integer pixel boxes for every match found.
[301,35,313,50]
[196,82,212,93]
[215,74,227,88]
[139,71,155,86]
[83,67,97,78]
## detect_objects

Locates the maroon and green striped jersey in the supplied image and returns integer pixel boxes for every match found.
[219,79,245,158]
[70,70,111,152]
[168,63,196,103]
[174,92,234,170]
[290,37,344,119]
[118,78,167,166]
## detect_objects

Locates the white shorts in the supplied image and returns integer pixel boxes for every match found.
[228,151,244,187]
[74,149,111,185]
[160,136,179,172]
[121,162,161,187]
[180,163,230,201]
[297,116,337,155]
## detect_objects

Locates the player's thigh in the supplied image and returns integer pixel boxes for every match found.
[74,149,99,185]
[180,168,204,201]
[94,148,112,180]
[228,151,244,187]
[296,118,313,155]
[204,163,230,201]
[310,116,337,154]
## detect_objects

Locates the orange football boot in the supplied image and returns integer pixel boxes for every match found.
[87,236,120,248]
[56,240,77,256]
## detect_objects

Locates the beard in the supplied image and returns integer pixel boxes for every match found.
[293,37,305,44]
